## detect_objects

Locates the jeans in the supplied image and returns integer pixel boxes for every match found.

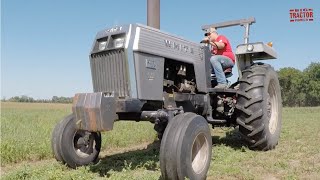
[210,55,234,84]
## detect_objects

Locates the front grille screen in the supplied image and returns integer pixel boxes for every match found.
[90,49,129,97]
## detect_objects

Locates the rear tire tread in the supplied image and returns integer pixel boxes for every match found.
[244,109,263,124]
[245,96,263,108]
[235,104,252,116]
[245,83,264,92]
[236,118,253,131]
[248,124,265,137]
[237,91,252,100]
[236,63,282,151]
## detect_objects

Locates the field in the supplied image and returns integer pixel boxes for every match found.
[1,102,320,179]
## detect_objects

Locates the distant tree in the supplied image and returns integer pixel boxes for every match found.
[51,96,73,103]
[304,62,320,106]
[9,96,21,102]
[278,67,305,106]
[6,95,72,103]
[52,96,59,103]
[20,95,34,102]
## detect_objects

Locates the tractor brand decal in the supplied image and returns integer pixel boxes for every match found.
[145,59,156,80]
[105,26,123,33]
[145,59,156,70]
[164,40,194,54]
[289,8,314,22]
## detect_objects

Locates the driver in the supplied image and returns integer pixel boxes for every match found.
[202,27,235,89]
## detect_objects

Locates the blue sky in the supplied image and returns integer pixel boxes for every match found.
[1,0,320,99]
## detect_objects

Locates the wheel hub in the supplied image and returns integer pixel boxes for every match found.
[191,132,209,174]
[73,131,95,158]
[268,80,278,134]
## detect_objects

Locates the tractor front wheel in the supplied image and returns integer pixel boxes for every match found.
[160,113,212,180]
[52,114,102,168]
[51,120,64,163]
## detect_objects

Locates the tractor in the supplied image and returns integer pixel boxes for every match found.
[51,14,282,180]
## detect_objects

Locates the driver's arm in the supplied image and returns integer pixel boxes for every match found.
[209,41,225,50]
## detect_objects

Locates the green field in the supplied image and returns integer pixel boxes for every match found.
[1,102,320,179]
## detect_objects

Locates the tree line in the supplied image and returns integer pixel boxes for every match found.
[2,96,73,104]
[1,62,319,107]
[278,62,320,107]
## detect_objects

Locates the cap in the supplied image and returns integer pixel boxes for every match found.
[204,27,217,36]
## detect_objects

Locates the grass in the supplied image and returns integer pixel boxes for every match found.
[1,102,157,165]
[1,103,71,165]
[1,102,320,179]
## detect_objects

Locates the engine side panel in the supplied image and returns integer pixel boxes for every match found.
[132,24,209,93]
[134,52,165,100]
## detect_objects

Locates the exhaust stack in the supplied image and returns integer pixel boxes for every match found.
[147,0,160,29]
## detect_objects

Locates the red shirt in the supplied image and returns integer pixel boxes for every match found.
[211,35,235,63]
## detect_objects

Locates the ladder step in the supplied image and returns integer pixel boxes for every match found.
[208,88,237,93]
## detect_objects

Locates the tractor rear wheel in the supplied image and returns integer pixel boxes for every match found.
[53,114,102,168]
[236,63,282,150]
[160,113,212,180]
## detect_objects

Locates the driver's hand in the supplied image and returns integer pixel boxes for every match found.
[201,37,209,43]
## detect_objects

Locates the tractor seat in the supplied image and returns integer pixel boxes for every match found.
[211,68,233,79]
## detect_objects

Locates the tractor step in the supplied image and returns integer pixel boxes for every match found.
[208,88,238,94]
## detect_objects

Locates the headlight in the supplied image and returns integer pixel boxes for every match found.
[98,41,107,51]
[114,38,125,48]
[247,44,254,51]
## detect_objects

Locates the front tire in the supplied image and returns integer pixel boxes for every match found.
[55,114,102,168]
[160,113,212,180]
[51,121,64,163]
[236,63,282,150]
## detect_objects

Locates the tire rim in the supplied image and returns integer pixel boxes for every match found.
[191,132,209,174]
[73,130,96,158]
[267,80,278,134]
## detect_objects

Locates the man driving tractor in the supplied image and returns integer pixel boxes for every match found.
[202,27,235,89]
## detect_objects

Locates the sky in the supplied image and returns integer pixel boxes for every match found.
[1,0,320,99]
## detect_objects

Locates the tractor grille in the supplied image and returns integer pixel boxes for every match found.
[90,49,129,97]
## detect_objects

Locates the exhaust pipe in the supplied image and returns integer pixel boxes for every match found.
[147,0,160,29]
